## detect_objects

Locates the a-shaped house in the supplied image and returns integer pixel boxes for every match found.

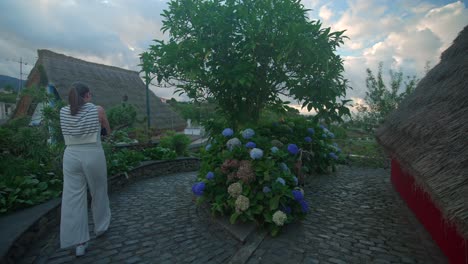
[376,26,468,263]
[14,49,186,132]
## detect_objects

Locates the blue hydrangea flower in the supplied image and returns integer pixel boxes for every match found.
[304,136,312,143]
[287,144,299,155]
[279,162,289,172]
[250,148,264,159]
[322,133,327,138]
[299,200,309,213]
[241,128,255,139]
[328,132,335,139]
[307,127,315,135]
[319,124,326,129]
[191,182,206,196]
[332,143,341,154]
[262,186,271,193]
[292,176,298,186]
[272,122,279,127]
[280,206,292,214]
[245,141,256,148]
[222,128,234,137]
[205,144,212,151]
[329,152,338,160]
[276,177,286,185]
[270,146,279,153]
[292,190,304,201]
[206,172,214,180]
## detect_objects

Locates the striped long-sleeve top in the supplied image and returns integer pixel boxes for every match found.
[60,103,100,145]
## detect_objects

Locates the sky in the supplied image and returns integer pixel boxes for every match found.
[0,0,467,112]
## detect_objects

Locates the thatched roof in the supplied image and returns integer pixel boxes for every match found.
[376,26,468,239]
[24,49,186,131]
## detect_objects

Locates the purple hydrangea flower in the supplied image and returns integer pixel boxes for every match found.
[250,148,264,159]
[191,182,206,196]
[245,141,256,148]
[299,200,309,213]
[281,206,292,214]
[206,172,214,180]
[307,128,315,134]
[287,144,299,155]
[241,128,255,139]
[292,190,304,201]
[304,136,312,143]
[329,152,338,160]
[262,186,271,193]
[276,177,286,185]
[222,128,234,137]
[270,146,279,153]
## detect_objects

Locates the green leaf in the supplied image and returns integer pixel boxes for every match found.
[269,195,280,210]
[230,212,240,224]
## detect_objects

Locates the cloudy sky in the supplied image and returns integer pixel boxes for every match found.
[0,0,467,111]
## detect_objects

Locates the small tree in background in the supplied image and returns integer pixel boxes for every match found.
[354,62,419,131]
[141,0,351,129]
[107,103,138,130]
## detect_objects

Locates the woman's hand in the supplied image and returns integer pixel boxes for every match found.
[97,105,111,136]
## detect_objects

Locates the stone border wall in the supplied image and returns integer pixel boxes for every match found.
[0,157,200,264]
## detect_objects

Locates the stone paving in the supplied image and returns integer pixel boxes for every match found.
[19,166,447,264]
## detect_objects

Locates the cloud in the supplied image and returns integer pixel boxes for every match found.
[319,5,334,21]
[330,0,467,101]
[417,1,468,51]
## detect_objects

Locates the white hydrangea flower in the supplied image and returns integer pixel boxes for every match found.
[226,137,242,151]
[228,182,242,198]
[272,210,287,226]
[235,195,250,212]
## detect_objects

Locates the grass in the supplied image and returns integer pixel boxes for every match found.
[333,127,389,168]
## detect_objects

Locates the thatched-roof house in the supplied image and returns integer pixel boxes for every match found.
[376,26,468,264]
[14,49,186,132]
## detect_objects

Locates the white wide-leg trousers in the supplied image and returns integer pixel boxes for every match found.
[60,145,111,249]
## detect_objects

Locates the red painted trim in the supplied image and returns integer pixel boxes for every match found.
[391,159,468,264]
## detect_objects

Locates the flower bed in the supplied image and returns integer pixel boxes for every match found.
[192,118,342,236]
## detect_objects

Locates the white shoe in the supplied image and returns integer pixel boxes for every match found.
[75,242,88,257]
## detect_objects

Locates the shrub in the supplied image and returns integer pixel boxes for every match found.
[107,103,138,130]
[142,147,177,161]
[193,117,342,236]
[159,131,191,156]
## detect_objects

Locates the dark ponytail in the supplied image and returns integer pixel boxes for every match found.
[68,82,90,115]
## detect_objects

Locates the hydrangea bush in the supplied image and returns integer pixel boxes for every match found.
[192,117,342,236]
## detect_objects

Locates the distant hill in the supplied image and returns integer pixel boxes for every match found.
[0,75,23,92]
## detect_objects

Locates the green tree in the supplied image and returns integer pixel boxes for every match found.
[141,0,350,128]
[355,62,418,130]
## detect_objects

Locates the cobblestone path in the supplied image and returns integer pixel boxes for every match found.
[19,167,446,264]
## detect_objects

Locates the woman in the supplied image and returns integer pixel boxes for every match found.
[59,82,111,256]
